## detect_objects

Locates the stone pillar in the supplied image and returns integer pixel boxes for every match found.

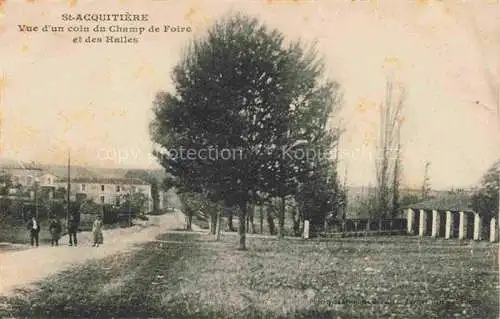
[303,220,310,239]
[419,209,427,237]
[490,218,498,242]
[473,213,482,241]
[407,209,414,234]
[458,211,467,240]
[445,211,452,239]
[431,210,440,238]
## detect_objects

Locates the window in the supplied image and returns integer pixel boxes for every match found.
[26,176,33,186]
[81,184,86,192]
[101,185,105,191]
[116,185,121,192]
[100,196,105,204]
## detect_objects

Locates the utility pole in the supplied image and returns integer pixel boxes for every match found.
[343,164,348,220]
[128,194,132,227]
[35,179,39,219]
[66,150,70,224]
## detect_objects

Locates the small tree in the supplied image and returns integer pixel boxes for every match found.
[151,179,160,214]
[472,159,499,221]
[55,187,67,200]
[121,192,148,215]
[80,198,101,215]
[0,172,13,196]
[296,165,339,236]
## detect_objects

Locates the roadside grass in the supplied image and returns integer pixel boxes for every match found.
[0,233,498,318]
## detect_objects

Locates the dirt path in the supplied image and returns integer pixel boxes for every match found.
[0,212,190,297]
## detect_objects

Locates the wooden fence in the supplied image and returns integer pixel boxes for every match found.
[320,218,408,237]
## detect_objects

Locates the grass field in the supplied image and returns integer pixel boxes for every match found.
[0,233,498,318]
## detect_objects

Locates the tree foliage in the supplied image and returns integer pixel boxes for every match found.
[0,172,13,196]
[472,159,499,220]
[150,13,342,249]
[120,192,148,214]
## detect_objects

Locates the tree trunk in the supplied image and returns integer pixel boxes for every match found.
[246,211,250,233]
[267,211,276,235]
[228,212,235,232]
[278,197,285,238]
[209,213,213,234]
[238,203,247,250]
[259,205,264,234]
[215,211,221,241]
[186,213,192,231]
[211,213,217,235]
[293,207,301,236]
[249,205,255,234]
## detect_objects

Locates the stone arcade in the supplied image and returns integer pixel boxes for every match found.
[406,207,498,242]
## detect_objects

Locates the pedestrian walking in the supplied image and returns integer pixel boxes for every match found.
[26,215,41,247]
[49,216,62,246]
[92,215,104,247]
[67,214,79,246]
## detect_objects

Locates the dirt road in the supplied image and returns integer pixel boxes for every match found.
[0,212,192,297]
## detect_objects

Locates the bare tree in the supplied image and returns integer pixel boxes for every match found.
[375,80,405,218]
[391,136,402,218]
[421,161,431,201]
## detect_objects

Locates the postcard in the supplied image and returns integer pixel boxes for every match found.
[0,1,498,318]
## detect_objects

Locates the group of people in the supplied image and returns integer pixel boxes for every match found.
[26,214,104,248]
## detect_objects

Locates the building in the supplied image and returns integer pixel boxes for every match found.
[0,160,169,213]
[0,162,44,188]
[55,177,153,211]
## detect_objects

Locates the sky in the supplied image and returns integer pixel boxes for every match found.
[0,0,499,190]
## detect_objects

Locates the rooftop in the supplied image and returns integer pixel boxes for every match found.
[401,192,474,212]
[56,177,150,185]
[0,161,43,170]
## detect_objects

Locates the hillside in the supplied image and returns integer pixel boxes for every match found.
[344,186,474,217]
[42,164,169,182]
[0,158,169,183]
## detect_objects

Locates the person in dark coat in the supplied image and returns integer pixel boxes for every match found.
[26,215,41,247]
[49,216,62,246]
[67,215,79,246]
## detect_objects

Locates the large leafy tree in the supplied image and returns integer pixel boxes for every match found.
[151,13,341,249]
